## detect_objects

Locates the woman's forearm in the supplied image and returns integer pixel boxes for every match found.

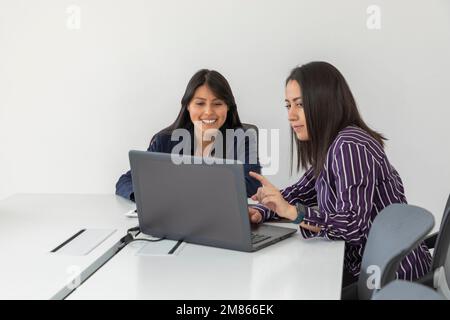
[299,222,322,233]
[283,204,322,233]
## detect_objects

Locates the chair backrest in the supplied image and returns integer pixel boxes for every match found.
[358,203,435,300]
[430,194,450,297]
[372,280,445,300]
[241,123,259,144]
[241,122,259,157]
[241,123,259,135]
[432,194,450,270]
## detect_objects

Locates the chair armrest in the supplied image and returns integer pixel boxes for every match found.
[372,280,444,300]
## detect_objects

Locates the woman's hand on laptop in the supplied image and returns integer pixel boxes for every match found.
[249,171,297,221]
[248,207,263,224]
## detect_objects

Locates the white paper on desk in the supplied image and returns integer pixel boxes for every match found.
[136,239,184,256]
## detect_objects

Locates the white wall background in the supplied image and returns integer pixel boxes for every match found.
[1,0,449,225]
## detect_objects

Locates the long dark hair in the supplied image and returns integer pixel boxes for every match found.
[287,61,386,176]
[162,69,242,134]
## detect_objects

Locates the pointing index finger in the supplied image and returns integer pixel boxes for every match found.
[249,171,272,187]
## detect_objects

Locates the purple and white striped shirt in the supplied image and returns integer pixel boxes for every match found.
[254,126,432,280]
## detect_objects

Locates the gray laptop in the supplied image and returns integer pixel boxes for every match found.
[129,151,296,252]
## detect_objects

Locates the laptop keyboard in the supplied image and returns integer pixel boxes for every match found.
[251,233,271,245]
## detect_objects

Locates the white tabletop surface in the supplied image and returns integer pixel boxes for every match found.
[68,223,345,300]
[0,194,136,299]
[0,194,345,300]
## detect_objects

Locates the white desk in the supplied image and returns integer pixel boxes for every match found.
[68,224,345,300]
[0,194,136,299]
[0,194,345,300]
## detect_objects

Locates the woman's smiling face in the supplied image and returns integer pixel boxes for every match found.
[187,84,228,134]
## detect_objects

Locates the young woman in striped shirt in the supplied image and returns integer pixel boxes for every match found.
[248,61,432,286]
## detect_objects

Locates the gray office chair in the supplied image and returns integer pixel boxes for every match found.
[424,193,450,249]
[241,123,259,148]
[372,280,445,300]
[241,123,259,135]
[240,122,259,161]
[417,194,450,299]
[342,203,435,300]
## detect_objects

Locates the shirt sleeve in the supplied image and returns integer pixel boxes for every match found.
[115,135,162,201]
[252,167,318,221]
[299,142,376,245]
